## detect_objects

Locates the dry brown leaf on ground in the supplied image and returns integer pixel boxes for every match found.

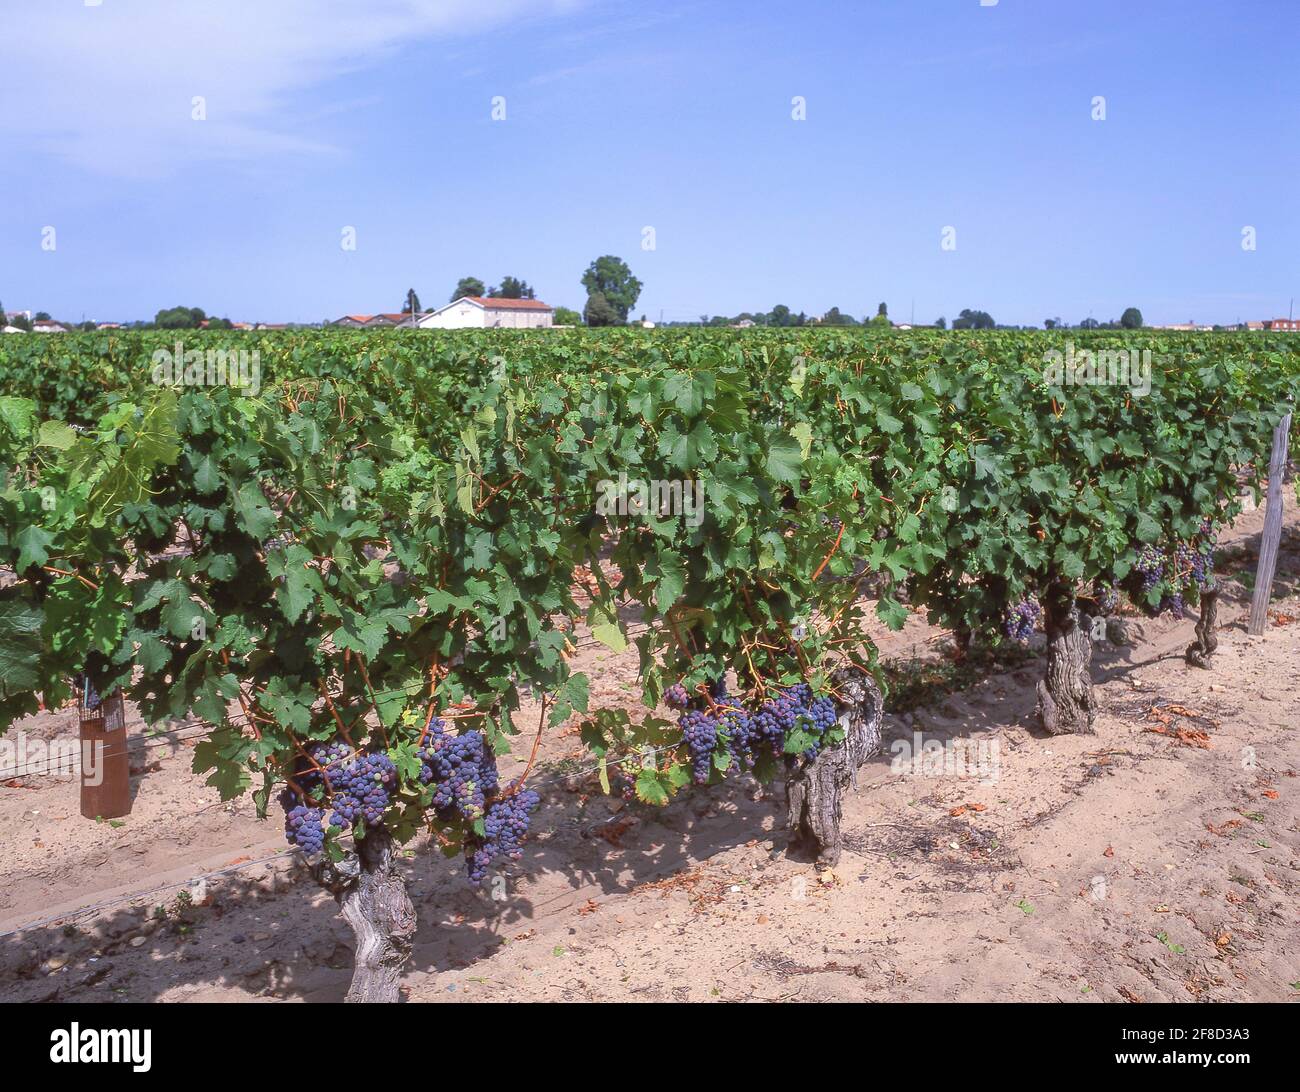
[1145,722,1212,748]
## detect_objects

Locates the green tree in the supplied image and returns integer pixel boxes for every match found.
[1120,307,1143,329]
[952,309,995,330]
[0,300,6,326]
[34,311,52,321]
[876,301,888,318]
[580,256,642,322]
[553,306,582,326]
[153,306,206,330]
[450,277,485,302]
[489,277,535,300]
[403,289,422,314]
[935,316,947,329]
[1078,316,1100,330]
[583,291,621,327]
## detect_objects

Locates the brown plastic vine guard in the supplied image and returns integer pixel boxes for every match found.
[79,686,132,820]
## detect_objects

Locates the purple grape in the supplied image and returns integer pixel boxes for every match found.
[1003,597,1041,642]
[284,803,325,854]
[467,789,540,884]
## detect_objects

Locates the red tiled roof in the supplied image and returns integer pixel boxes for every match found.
[464,296,552,312]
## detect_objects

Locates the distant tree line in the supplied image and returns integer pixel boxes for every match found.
[448,275,537,303]
[1044,308,1143,330]
[669,301,897,328]
[151,306,234,330]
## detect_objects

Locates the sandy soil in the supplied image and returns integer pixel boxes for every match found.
[1,504,1296,1003]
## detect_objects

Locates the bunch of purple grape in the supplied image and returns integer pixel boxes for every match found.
[1167,543,1206,609]
[284,803,326,854]
[681,707,720,783]
[1135,547,1167,594]
[1157,593,1187,618]
[416,714,544,884]
[467,788,541,883]
[296,740,351,794]
[418,716,497,821]
[280,741,396,847]
[1191,519,1217,590]
[329,752,398,830]
[1003,597,1041,642]
[743,697,786,757]
[665,682,690,709]
[673,679,840,779]
[610,762,640,801]
[753,683,837,761]
[1092,582,1119,615]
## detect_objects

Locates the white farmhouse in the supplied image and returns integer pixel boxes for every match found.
[418,296,554,330]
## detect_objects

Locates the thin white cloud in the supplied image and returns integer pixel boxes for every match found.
[0,0,587,178]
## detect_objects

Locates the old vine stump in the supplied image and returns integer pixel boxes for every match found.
[324,829,417,1003]
[1035,586,1097,735]
[785,668,883,868]
[1185,588,1219,668]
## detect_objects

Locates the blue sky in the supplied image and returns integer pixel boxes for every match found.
[1,0,1296,327]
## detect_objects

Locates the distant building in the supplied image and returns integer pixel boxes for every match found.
[31,319,69,333]
[418,297,554,330]
[1265,318,1300,331]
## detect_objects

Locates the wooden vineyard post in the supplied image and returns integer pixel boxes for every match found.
[79,683,132,820]
[1247,411,1292,636]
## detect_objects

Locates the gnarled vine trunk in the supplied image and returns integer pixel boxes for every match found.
[1185,588,1219,668]
[1035,584,1096,735]
[318,828,416,1003]
[785,668,883,868]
